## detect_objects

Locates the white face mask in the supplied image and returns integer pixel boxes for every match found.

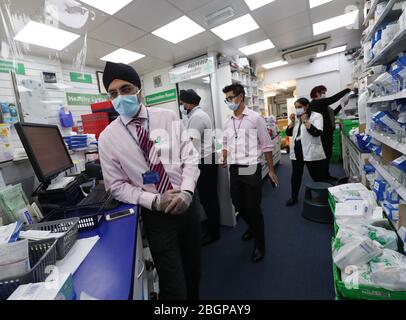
[180,104,188,115]
[296,108,305,117]
[320,93,327,98]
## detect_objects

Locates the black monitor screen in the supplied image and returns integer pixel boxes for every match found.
[15,123,73,183]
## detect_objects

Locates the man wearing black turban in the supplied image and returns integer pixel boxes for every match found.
[99,61,201,300]
[179,89,221,246]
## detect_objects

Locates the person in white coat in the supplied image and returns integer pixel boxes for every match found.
[285,97,327,206]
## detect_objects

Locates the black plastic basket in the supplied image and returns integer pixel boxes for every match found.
[22,217,79,260]
[42,206,103,232]
[0,238,57,300]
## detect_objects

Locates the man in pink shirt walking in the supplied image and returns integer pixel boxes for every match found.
[222,84,278,263]
[98,62,201,300]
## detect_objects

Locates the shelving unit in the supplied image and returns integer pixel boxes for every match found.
[364,0,400,42]
[368,130,406,155]
[363,0,386,25]
[369,156,406,201]
[367,89,406,103]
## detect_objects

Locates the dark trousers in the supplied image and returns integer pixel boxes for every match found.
[229,164,265,249]
[291,159,327,200]
[321,132,334,177]
[198,153,220,238]
[141,198,201,300]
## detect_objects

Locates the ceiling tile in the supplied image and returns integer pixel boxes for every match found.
[187,0,251,29]
[88,18,146,47]
[177,31,221,52]
[226,29,270,50]
[166,0,214,13]
[271,26,314,50]
[125,34,199,63]
[251,0,308,27]
[310,0,361,23]
[115,0,183,32]
[131,56,170,75]
[260,11,312,40]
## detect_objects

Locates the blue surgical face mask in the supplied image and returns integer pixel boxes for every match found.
[113,93,140,118]
[296,108,305,117]
[226,101,240,111]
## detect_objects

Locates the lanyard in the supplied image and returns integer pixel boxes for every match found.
[232,116,244,139]
[120,110,152,164]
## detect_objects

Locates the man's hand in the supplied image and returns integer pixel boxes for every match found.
[152,189,180,212]
[268,169,279,187]
[220,151,228,168]
[165,190,193,215]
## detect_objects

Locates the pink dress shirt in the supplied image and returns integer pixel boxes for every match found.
[223,107,274,165]
[98,105,200,210]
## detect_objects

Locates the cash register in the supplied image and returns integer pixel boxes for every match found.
[14,122,115,213]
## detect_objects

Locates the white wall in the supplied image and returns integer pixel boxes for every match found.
[142,67,179,116]
[264,52,353,101]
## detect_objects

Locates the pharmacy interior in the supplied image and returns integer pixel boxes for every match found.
[0,0,405,301]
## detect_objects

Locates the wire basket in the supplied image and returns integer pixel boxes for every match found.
[0,239,57,300]
[22,217,79,260]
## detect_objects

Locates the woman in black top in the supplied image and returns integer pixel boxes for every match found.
[310,86,351,179]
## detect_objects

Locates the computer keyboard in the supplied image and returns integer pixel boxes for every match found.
[47,177,75,191]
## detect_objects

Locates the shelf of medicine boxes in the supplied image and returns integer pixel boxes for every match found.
[363,0,388,26]
[366,18,406,67]
[367,129,406,155]
[369,156,406,201]
[367,89,406,103]
[363,0,402,42]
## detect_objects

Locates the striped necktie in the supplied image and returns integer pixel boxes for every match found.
[134,118,173,194]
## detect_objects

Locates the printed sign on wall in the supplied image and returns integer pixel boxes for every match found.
[145,89,177,106]
[66,92,108,106]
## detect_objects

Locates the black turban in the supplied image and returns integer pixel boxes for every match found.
[103,61,141,91]
[179,89,201,105]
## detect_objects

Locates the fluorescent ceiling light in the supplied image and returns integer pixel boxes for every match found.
[309,0,333,9]
[14,21,80,51]
[239,39,275,55]
[262,60,288,69]
[152,16,205,44]
[202,77,210,83]
[244,0,275,11]
[313,10,359,35]
[317,45,347,58]
[79,0,133,15]
[211,14,259,41]
[278,82,288,90]
[100,48,145,64]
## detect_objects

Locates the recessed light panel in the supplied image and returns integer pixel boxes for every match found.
[317,45,347,57]
[14,21,80,51]
[313,10,359,35]
[262,60,288,69]
[100,48,145,64]
[79,0,133,15]
[309,0,333,9]
[152,16,205,44]
[244,0,275,11]
[239,39,275,55]
[211,14,260,41]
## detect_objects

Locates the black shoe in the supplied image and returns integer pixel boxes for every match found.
[201,233,220,246]
[251,247,265,263]
[242,229,253,241]
[286,198,298,207]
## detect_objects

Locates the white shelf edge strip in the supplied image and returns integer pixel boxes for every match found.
[369,156,406,201]
[367,90,406,104]
[368,130,406,155]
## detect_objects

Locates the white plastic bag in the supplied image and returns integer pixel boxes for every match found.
[333,237,382,270]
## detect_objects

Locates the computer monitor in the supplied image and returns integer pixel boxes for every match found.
[14,122,73,184]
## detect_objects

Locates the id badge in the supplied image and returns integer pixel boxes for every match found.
[143,171,160,185]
